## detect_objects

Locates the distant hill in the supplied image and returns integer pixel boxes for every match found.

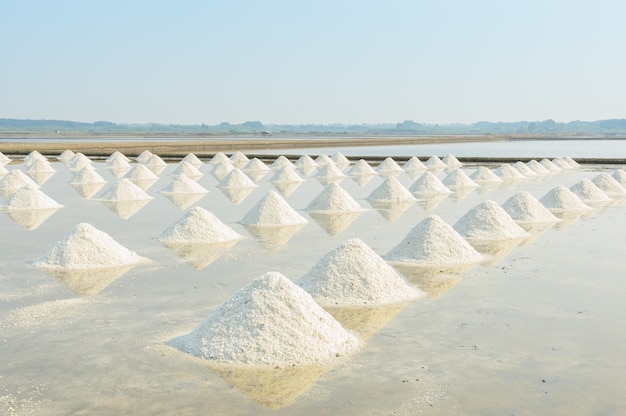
[1,118,626,135]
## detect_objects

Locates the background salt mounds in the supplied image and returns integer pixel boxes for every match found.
[592,173,626,197]
[155,206,242,244]
[349,159,378,176]
[368,177,415,203]
[241,191,308,226]
[99,178,153,201]
[454,200,529,240]
[160,175,208,194]
[167,271,361,366]
[305,183,363,213]
[71,167,107,185]
[539,186,592,212]
[31,223,149,269]
[470,166,503,184]
[501,191,559,224]
[219,168,257,188]
[297,238,421,306]
[409,171,452,196]
[570,179,612,204]
[385,215,483,266]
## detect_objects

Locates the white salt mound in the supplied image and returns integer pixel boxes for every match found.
[271,166,305,183]
[409,171,452,196]
[241,191,308,226]
[57,150,75,163]
[230,151,249,168]
[540,158,561,172]
[494,163,525,180]
[565,156,580,168]
[501,191,559,224]
[155,206,242,244]
[331,152,351,169]
[0,152,12,165]
[297,238,421,306]
[470,166,503,184]
[552,158,573,170]
[0,170,40,193]
[136,150,153,163]
[99,178,153,201]
[385,215,483,266]
[592,173,626,196]
[442,154,462,168]
[270,156,295,170]
[125,163,159,181]
[403,156,426,172]
[315,154,334,167]
[349,159,377,176]
[171,162,203,179]
[107,157,131,170]
[31,223,148,269]
[26,159,55,173]
[424,155,445,169]
[539,186,592,212]
[368,177,415,203]
[181,153,203,167]
[219,168,257,188]
[316,163,346,180]
[376,157,404,173]
[513,161,537,177]
[442,168,479,189]
[305,183,363,213]
[160,175,208,194]
[243,158,271,172]
[294,155,318,169]
[612,169,626,186]
[168,271,361,366]
[570,179,611,203]
[526,160,551,174]
[454,200,529,240]
[23,151,46,166]
[106,151,130,163]
[3,184,63,210]
[0,165,8,176]
[144,154,167,167]
[209,152,230,165]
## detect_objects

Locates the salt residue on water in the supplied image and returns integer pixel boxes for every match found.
[442,154,462,168]
[219,168,257,188]
[349,159,377,176]
[305,183,363,213]
[385,215,483,266]
[409,171,452,196]
[540,158,561,172]
[526,160,551,175]
[570,179,612,203]
[0,170,40,196]
[403,156,426,172]
[124,164,160,181]
[453,200,529,240]
[493,163,525,180]
[316,163,346,180]
[442,168,479,189]
[31,223,149,269]
[368,177,415,203]
[331,152,351,170]
[513,161,538,177]
[376,157,404,174]
[591,173,626,196]
[2,184,63,210]
[270,166,305,183]
[99,178,153,201]
[171,162,203,180]
[155,206,243,244]
[424,155,445,169]
[539,186,592,212]
[501,191,559,224]
[168,271,361,366]
[470,166,503,184]
[160,175,208,194]
[297,238,421,306]
[241,191,308,226]
[181,153,203,168]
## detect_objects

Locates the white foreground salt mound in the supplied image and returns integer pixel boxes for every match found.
[230,151,249,168]
[243,158,271,172]
[0,165,8,176]
[315,154,334,167]
[136,150,153,164]
[124,163,159,181]
[219,168,257,188]
[424,155,445,169]
[57,149,75,164]
[181,153,203,168]
[591,173,626,196]
[570,179,612,203]
[540,158,561,172]
[23,151,46,167]
[331,152,351,170]
[298,238,421,306]
[270,155,295,170]
[368,177,415,203]
[539,186,592,212]
[31,223,148,269]
[493,163,525,180]
[305,183,363,213]
[552,158,573,170]
[442,168,479,189]
[470,166,503,184]
[155,206,243,244]
[143,154,167,167]
[501,191,559,224]
[565,156,580,168]
[454,200,529,240]
[316,163,346,180]
[209,152,230,165]
[403,156,426,172]
[70,167,107,185]
[0,170,40,196]
[2,184,63,210]
[442,154,462,168]
[513,161,537,177]
[241,191,308,226]
[171,161,203,180]
[376,157,404,174]
[385,215,483,266]
[409,171,452,196]
[106,151,130,163]
[271,166,305,183]
[160,174,208,194]
[168,271,361,366]
[349,159,377,176]
[526,160,551,174]
[99,178,153,201]
[0,152,12,166]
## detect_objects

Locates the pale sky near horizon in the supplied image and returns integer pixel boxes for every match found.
[2,0,626,125]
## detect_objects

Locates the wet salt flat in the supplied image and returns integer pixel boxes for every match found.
[1,153,626,415]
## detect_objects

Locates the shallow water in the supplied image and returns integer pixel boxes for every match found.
[1,157,625,415]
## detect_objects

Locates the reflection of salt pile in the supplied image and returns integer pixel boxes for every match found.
[442,168,479,189]
[305,183,363,213]
[31,223,149,269]
[526,160,551,174]
[512,161,537,177]
[4,208,60,230]
[168,271,361,366]
[171,162,203,180]
[241,191,308,226]
[539,186,592,212]
[331,152,351,170]
[298,239,421,306]
[493,163,525,180]
[409,171,452,196]
[219,168,257,188]
[442,154,462,168]
[71,166,107,185]
[99,178,153,201]
[385,215,483,266]
[425,155,445,169]
[0,170,40,197]
[348,159,377,176]
[453,200,529,240]
[367,177,415,203]
[501,191,559,224]
[540,158,561,172]
[230,151,249,168]
[2,184,63,210]
[155,206,242,244]
[376,157,404,175]
[181,153,203,168]
[308,211,362,236]
[403,156,426,172]
[591,173,626,197]
[470,166,503,184]
[569,179,611,204]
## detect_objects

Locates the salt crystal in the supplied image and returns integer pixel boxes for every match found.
[270,156,295,170]
[552,158,573,170]
[124,163,160,181]
[0,152,12,166]
[107,157,131,170]
[26,159,55,173]
[23,151,46,167]
[305,183,363,213]
[565,156,580,168]
[2,184,63,210]
[442,168,479,189]
[612,169,626,187]
[212,161,235,181]
[271,166,305,183]
[469,166,503,184]
[315,154,334,167]
[453,200,529,240]
[136,150,153,164]
[241,191,308,226]
[0,170,40,197]
[316,163,346,180]
[99,178,153,201]
[501,191,559,224]
[570,179,611,203]
[155,206,242,244]
[106,151,130,163]
[539,186,592,212]
[57,149,75,164]
[409,171,452,196]
[367,177,415,203]
[295,155,318,169]
[591,173,626,196]
[243,158,271,172]
[143,154,167,167]
[0,165,8,176]
[209,152,230,165]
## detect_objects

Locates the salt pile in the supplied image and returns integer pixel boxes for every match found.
[230,151,249,168]
[470,166,503,184]
[376,157,404,174]
[442,154,462,168]
[315,154,334,167]
[56,149,75,164]
[181,153,203,168]
[612,169,626,187]
[219,168,257,188]
[99,178,153,201]
[591,173,626,197]
[297,238,421,306]
[26,159,55,173]
[565,156,580,168]
[270,156,295,170]
[0,170,40,197]
[385,215,483,266]
[31,223,149,269]
[160,174,208,194]
[136,150,153,163]
[143,154,167,168]
[23,151,46,166]
[295,154,318,168]
[167,271,361,366]
[453,200,529,240]
[349,159,377,176]
[155,206,242,244]
[69,154,93,172]
[442,168,479,189]
[409,171,452,196]
[403,156,426,172]
[70,167,107,185]
[2,184,63,210]
[570,179,611,204]
[552,158,573,170]
[493,163,525,180]
[540,158,561,172]
[367,177,415,203]
[124,163,160,181]
[305,183,363,213]
[424,155,445,169]
[316,163,347,180]
[501,191,559,224]
[0,165,8,176]
[513,161,537,177]
[526,160,551,174]
[539,186,592,212]
[211,160,235,181]
[107,157,131,170]
[209,152,230,165]
[243,158,271,172]
[269,166,305,184]
[171,161,203,180]
[241,191,308,226]
[0,152,12,166]
[331,152,351,170]
[106,151,130,163]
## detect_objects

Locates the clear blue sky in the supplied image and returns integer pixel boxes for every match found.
[2,0,625,125]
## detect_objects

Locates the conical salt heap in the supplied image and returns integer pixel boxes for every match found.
[315,154,334,167]
[442,168,479,189]
[106,151,130,163]
[454,200,529,240]
[107,157,131,170]
[376,157,404,174]
[565,156,580,168]
[501,191,559,224]
[470,166,503,184]
[69,153,93,172]
[612,169,626,187]
[136,150,153,164]
[316,163,346,180]
[403,156,426,172]
[230,151,250,168]
[23,150,46,167]
[552,158,573,170]
[56,150,75,164]
[26,158,55,173]
[526,160,551,175]
[155,206,243,244]
[181,153,203,168]
[143,154,167,168]
[2,184,63,210]
[0,152,12,166]
[540,158,561,172]
[0,170,40,197]
[168,271,361,366]
[270,156,295,170]
[219,168,257,188]
[124,163,160,181]
[330,152,351,170]
[71,166,107,185]
[160,174,208,194]
[513,161,538,177]
[442,154,463,168]
[31,223,149,269]
[424,155,445,169]
[243,158,271,172]
[271,166,305,183]
[305,183,363,213]
[99,178,153,201]
[368,177,415,203]
[0,165,8,176]
[539,186,592,212]
[171,161,203,180]
[493,163,525,180]
[591,173,626,197]
[209,152,230,165]
[570,179,611,204]
[349,159,377,176]
[241,191,308,226]
[297,239,422,307]
[409,171,452,196]
[295,154,318,169]
[385,215,483,266]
